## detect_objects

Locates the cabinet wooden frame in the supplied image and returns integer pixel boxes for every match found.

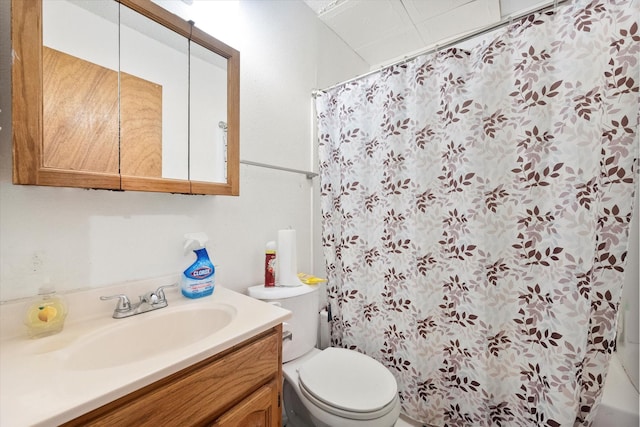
[11,0,240,196]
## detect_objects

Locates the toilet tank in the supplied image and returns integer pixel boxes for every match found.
[248,284,319,362]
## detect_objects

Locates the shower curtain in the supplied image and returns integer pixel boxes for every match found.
[315,1,638,426]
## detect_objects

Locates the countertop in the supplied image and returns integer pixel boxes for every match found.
[0,278,291,426]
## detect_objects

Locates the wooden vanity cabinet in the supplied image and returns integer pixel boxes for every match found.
[63,325,282,427]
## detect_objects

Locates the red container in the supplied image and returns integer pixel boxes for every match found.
[265,242,276,287]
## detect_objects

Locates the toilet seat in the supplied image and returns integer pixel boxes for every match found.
[297,347,398,420]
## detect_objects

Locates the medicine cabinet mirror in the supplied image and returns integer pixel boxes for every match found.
[12,0,239,195]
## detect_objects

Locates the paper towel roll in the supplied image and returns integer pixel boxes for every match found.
[278,229,301,287]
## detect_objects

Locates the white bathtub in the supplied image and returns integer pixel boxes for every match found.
[593,353,639,427]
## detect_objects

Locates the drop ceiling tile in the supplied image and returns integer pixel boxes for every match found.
[415,0,500,46]
[402,0,475,22]
[499,0,552,17]
[302,0,339,15]
[356,26,425,65]
[319,0,414,49]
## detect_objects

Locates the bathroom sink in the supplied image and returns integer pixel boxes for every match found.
[65,304,236,370]
[0,285,291,427]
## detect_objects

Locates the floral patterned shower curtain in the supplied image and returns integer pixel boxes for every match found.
[315,1,638,426]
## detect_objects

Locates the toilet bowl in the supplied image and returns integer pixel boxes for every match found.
[283,347,401,427]
[248,284,401,427]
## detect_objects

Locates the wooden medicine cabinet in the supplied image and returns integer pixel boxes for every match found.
[12,0,240,195]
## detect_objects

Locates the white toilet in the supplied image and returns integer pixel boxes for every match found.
[248,284,401,427]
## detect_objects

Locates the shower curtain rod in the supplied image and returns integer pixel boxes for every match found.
[313,0,566,96]
[240,159,319,179]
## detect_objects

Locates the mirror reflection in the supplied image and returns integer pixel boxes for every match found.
[120,4,189,180]
[42,0,119,175]
[189,41,228,183]
[41,0,230,185]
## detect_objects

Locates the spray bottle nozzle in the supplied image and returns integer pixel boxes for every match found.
[184,232,209,254]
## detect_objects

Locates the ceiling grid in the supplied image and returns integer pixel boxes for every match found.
[303,0,552,67]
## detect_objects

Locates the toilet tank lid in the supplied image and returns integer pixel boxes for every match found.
[247,284,318,300]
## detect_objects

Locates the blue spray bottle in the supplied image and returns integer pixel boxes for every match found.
[181,232,215,298]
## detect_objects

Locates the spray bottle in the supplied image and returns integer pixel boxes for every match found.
[182,232,215,299]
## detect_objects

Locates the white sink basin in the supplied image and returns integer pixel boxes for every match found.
[0,284,291,427]
[65,304,236,370]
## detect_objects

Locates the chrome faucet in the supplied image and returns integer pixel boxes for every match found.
[100,283,178,319]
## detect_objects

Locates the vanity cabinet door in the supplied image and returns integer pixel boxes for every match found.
[211,380,279,427]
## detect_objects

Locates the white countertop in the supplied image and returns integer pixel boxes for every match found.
[0,279,291,426]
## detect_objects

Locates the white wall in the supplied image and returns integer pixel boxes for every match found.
[0,0,368,302]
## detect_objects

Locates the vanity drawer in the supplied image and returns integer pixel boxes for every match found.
[64,326,281,426]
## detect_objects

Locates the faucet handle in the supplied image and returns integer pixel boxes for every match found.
[140,292,159,304]
[155,283,178,302]
[100,294,132,312]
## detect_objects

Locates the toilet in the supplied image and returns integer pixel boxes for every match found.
[248,284,401,427]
